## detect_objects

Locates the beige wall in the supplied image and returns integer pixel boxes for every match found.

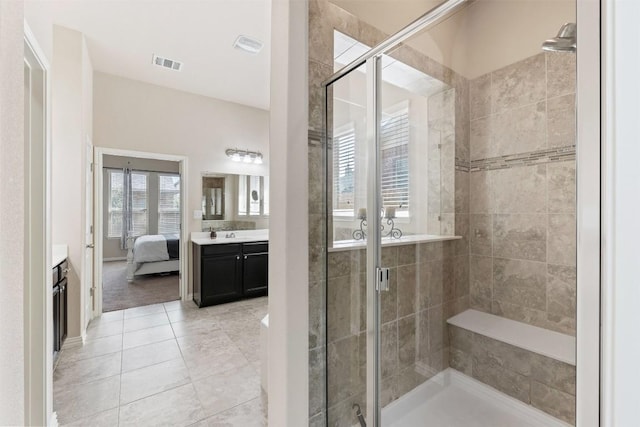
[330,0,575,79]
[93,72,270,237]
[0,1,26,423]
[51,25,93,339]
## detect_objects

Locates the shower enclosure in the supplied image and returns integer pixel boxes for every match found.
[320,0,578,425]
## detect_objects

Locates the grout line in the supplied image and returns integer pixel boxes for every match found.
[117,320,124,427]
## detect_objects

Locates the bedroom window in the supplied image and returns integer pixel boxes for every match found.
[158,174,181,235]
[238,175,268,217]
[107,170,149,238]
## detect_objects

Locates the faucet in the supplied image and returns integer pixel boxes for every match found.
[225,232,236,238]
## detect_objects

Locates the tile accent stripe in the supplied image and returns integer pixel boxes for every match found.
[455,157,470,172]
[309,129,324,147]
[470,145,576,172]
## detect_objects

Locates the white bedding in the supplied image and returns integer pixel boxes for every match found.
[133,235,169,263]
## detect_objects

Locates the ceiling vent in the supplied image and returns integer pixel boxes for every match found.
[152,54,183,71]
[233,35,263,54]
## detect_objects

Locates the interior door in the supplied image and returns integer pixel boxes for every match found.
[84,139,94,325]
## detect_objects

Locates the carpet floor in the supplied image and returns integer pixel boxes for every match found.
[102,261,180,312]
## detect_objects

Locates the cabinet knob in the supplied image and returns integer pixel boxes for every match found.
[244,255,248,260]
[236,256,240,260]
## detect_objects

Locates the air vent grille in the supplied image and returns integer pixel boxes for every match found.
[152,55,183,71]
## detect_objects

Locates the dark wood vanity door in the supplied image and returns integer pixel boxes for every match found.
[200,253,243,306]
[242,251,268,297]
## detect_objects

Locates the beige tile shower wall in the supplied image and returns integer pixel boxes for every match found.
[468,52,577,335]
[309,1,472,424]
[326,242,469,424]
[449,325,576,425]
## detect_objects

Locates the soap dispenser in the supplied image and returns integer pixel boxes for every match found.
[210,227,217,239]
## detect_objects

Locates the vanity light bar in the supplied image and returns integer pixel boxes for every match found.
[225,148,263,164]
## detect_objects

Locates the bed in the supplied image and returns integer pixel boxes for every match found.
[126,234,180,282]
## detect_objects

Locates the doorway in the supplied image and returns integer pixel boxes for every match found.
[93,148,189,316]
[100,155,181,312]
[24,24,52,426]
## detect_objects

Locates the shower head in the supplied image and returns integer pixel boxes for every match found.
[542,22,576,53]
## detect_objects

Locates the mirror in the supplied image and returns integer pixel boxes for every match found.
[202,177,225,220]
[201,174,270,228]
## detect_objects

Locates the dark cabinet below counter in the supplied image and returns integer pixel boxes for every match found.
[193,241,268,308]
[53,259,68,354]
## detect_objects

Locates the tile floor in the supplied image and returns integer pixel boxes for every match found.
[53,297,268,426]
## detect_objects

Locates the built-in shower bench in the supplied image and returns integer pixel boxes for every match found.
[446,309,576,423]
[447,309,575,365]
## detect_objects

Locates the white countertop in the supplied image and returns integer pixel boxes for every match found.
[191,229,269,246]
[52,244,68,267]
[328,234,461,252]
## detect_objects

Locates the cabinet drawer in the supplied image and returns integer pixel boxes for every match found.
[201,243,242,256]
[242,242,268,254]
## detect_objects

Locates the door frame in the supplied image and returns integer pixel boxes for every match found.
[575,0,601,425]
[93,147,189,317]
[23,21,53,427]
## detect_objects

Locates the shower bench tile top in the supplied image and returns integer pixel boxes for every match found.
[448,309,576,365]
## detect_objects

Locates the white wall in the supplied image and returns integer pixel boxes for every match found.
[268,0,309,425]
[0,2,26,424]
[602,0,640,424]
[24,0,53,62]
[51,25,93,338]
[92,72,270,236]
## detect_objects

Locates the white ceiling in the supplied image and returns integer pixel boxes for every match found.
[25,0,272,110]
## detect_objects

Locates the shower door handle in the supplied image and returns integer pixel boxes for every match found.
[376,267,390,292]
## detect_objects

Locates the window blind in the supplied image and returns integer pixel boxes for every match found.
[108,170,149,238]
[380,109,410,211]
[158,174,181,235]
[333,127,356,212]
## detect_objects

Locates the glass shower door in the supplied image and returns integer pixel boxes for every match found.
[325,58,377,426]
[325,37,451,427]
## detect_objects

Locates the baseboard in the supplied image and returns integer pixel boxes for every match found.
[49,411,58,427]
[62,335,84,349]
[103,257,126,262]
[186,293,193,301]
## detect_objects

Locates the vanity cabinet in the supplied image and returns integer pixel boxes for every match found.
[53,259,68,354]
[242,242,269,297]
[193,241,268,308]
